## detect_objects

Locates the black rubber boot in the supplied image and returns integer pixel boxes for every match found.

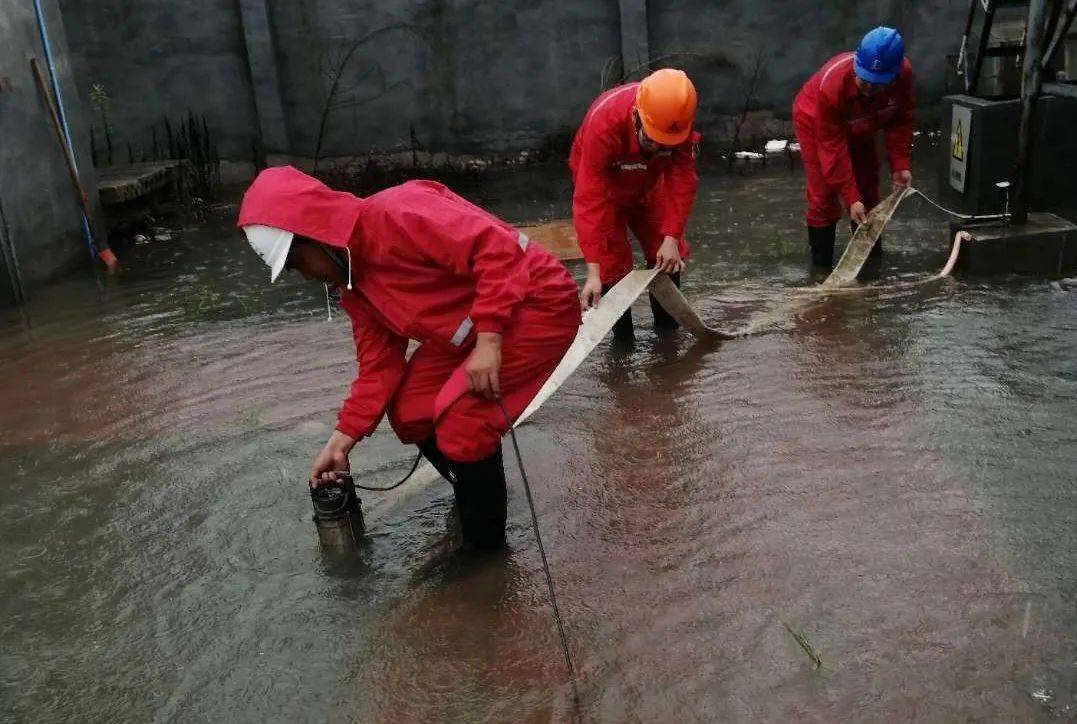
[851,221,883,258]
[419,438,457,484]
[601,282,635,342]
[449,446,508,551]
[808,224,836,268]
[649,270,682,330]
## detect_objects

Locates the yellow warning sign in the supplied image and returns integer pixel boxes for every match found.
[950,105,972,193]
[951,120,964,160]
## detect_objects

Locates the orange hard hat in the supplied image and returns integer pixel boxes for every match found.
[636,68,697,146]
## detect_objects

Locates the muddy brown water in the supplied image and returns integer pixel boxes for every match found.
[2,157,1075,722]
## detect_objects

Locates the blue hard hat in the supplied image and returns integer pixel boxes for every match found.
[854,27,905,84]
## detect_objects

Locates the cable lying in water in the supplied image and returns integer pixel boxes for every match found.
[336,403,584,718]
[351,453,424,491]
[497,399,584,721]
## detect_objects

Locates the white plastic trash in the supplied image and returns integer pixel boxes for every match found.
[764,139,788,154]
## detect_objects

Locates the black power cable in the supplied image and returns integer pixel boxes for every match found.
[321,401,584,719]
[496,399,583,720]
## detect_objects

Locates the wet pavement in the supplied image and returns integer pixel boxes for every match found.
[1,153,1075,722]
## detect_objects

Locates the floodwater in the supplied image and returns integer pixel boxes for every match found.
[2,153,1075,723]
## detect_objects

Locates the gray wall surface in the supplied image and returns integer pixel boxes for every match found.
[53,0,971,162]
[267,0,622,156]
[0,0,100,293]
[648,0,967,130]
[59,0,261,160]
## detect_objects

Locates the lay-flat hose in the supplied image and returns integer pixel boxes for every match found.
[311,184,992,719]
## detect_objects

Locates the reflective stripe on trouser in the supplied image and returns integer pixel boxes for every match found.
[387,306,578,462]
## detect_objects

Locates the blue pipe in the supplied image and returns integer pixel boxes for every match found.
[32,0,96,261]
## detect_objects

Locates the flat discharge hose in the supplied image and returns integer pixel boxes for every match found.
[378,196,976,518]
[717,188,980,336]
[815,186,996,290]
[343,192,977,715]
[820,187,914,288]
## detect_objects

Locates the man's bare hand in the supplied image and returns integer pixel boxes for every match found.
[465,332,502,400]
[654,236,686,274]
[309,430,356,487]
[580,274,602,311]
[849,201,869,226]
[892,169,912,192]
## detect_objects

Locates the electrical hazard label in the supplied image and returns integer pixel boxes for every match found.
[949,105,972,193]
[951,120,964,160]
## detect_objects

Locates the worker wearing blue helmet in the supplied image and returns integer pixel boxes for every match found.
[793,27,915,268]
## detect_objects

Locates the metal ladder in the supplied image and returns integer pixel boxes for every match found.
[954,0,1077,221]
[958,0,1077,95]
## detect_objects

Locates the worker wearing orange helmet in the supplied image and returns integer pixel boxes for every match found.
[570,68,700,339]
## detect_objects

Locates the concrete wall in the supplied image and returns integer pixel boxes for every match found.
[648,0,968,132]
[52,0,970,161]
[0,0,100,294]
[59,0,260,160]
[267,0,621,156]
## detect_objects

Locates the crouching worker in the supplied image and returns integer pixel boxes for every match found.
[793,26,914,269]
[237,167,581,551]
[570,68,700,340]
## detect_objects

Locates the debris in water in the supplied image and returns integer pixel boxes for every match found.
[764,139,788,154]
[735,151,764,160]
[789,142,801,153]
[783,621,823,669]
[1030,688,1053,704]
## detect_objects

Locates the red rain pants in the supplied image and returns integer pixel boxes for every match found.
[387,307,578,463]
[795,118,882,228]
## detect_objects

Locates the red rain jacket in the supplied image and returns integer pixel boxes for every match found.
[569,83,700,264]
[793,53,915,208]
[237,167,580,440]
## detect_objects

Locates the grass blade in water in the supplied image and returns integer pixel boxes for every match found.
[783,621,823,669]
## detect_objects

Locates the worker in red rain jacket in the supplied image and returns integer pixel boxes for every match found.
[570,68,700,340]
[237,167,580,551]
[793,27,915,268]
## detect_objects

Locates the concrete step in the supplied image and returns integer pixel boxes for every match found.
[98,161,189,206]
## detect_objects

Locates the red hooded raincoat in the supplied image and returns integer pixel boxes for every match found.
[237,167,580,462]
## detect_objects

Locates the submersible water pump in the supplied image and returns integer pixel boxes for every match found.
[309,474,364,549]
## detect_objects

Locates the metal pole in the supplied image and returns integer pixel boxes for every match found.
[31,0,98,262]
[1011,0,1051,224]
[1044,0,1077,70]
[1045,0,1065,46]
[0,198,25,305]
[959,0,980,92]
[970,0,998,96]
